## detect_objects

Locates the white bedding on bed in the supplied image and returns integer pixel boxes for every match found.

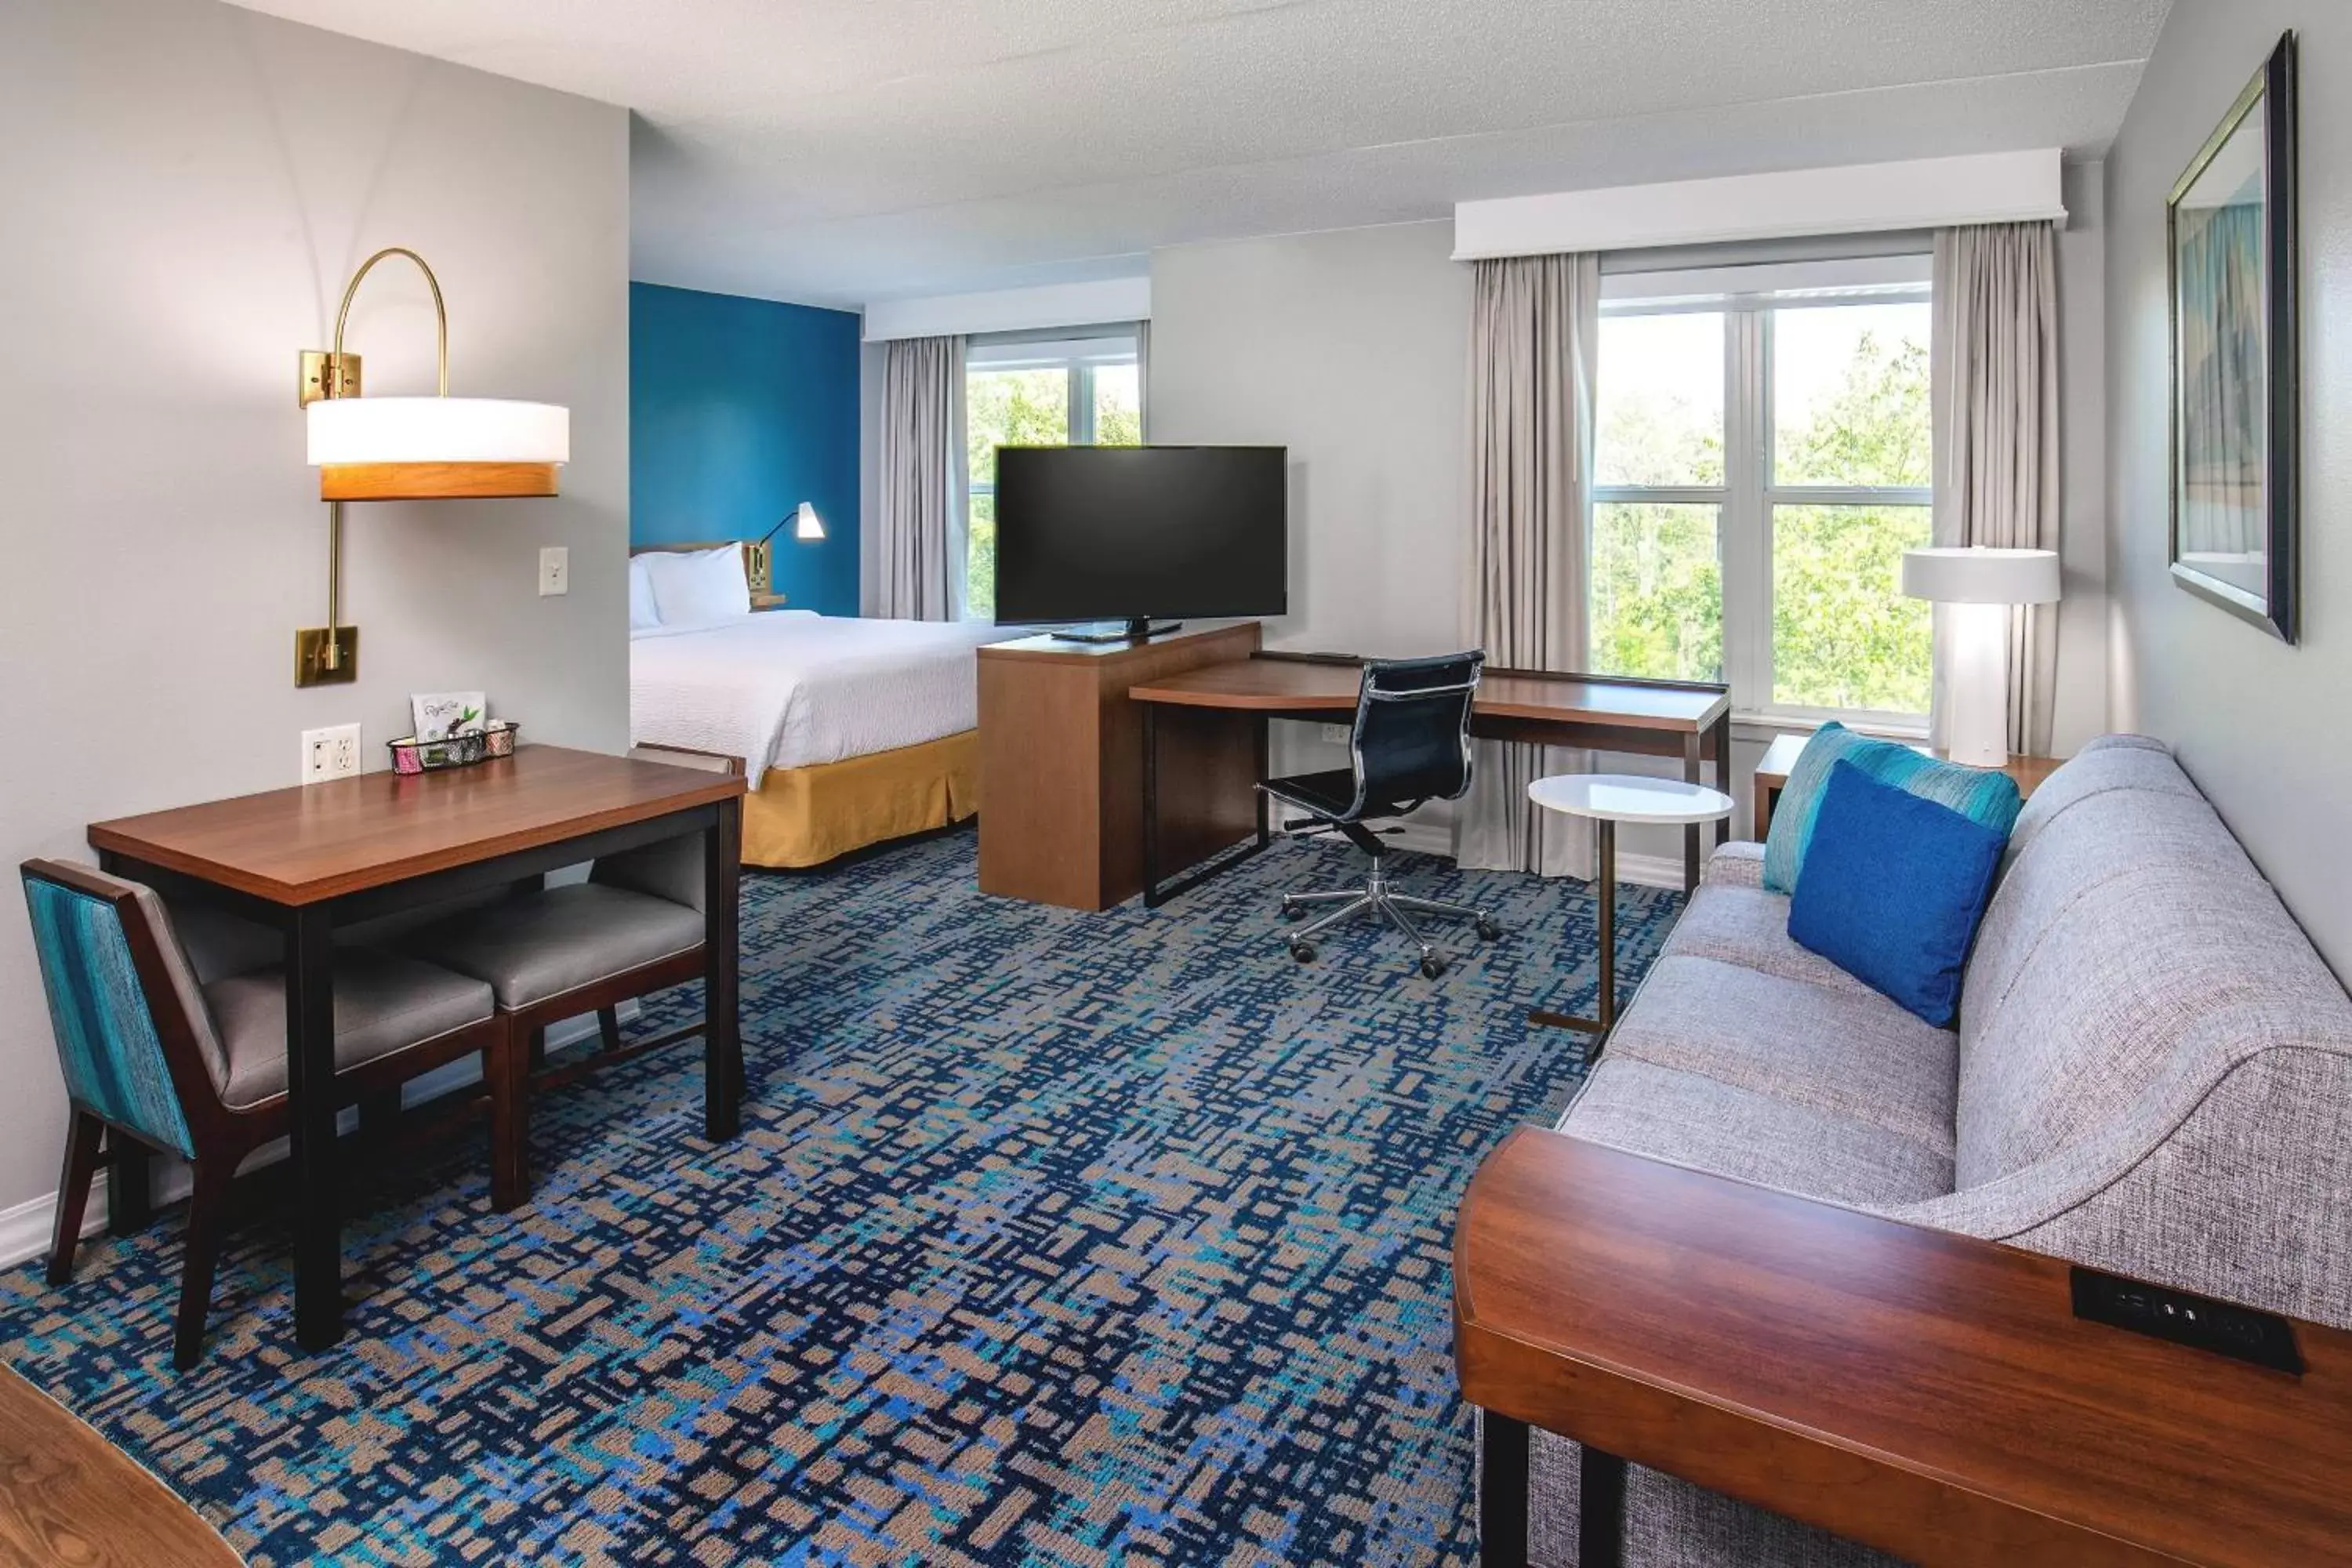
[630,611,1005,786]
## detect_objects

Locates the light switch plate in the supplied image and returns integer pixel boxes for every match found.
[301,723,361,786]
[539,546,569,597]
[1319,723,1352,746]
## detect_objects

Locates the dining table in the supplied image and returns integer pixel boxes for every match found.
[86,745,746,1350]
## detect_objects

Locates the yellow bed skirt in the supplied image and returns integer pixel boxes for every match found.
[742,730,980,869]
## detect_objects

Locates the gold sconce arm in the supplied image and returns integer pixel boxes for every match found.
[301,246,450,408]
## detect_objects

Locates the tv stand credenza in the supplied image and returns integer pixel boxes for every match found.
[977,620,1263,909]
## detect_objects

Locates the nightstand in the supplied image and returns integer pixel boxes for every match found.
[750,593,789,612]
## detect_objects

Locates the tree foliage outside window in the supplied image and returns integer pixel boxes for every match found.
[1769,322,1931,712]
[1592,501,1722,681]
[1593,298,1933,717]
[1768,324,1931,710]
[964,355,1141,620]
[965,369,1069,620]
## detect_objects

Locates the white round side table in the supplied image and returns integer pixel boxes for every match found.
[1526,774,1736,1040]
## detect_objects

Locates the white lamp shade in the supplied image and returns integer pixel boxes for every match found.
[1900,546,2061,605]
[793,503,826,541]
[307,397,570,466]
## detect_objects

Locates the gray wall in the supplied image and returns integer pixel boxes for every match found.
[2104,2,2350,975]
[1150,221,1475,660]
[1149,222,1494,850]
[2053,159,2112,755]
[0,0,630,1210]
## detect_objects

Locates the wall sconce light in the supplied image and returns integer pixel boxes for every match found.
[293,247,571,686]
[744,503,825,596]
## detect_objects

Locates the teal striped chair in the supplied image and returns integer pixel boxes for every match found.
[21,860,519,1368]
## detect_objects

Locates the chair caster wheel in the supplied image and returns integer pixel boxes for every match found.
[1279,900,1305,922]
[1475,918,1501,942]
[1289,940,1317,964]
[1420,954,1448,979]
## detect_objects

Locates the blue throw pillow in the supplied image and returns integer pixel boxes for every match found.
[1762,721,2024,894]
[1788,760,2007,1027]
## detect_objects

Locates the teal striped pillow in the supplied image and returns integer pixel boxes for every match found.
[1762,722,2023,895]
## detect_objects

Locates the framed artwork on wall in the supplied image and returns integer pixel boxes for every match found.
[2167,30,2299,642]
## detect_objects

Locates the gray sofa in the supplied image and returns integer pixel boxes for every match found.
[1519,735,2352,1566]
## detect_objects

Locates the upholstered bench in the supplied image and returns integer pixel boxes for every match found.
[1508,735,2352,1565]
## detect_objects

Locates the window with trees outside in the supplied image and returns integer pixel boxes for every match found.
[964,329,1143,620]
[1592,258,1933,724]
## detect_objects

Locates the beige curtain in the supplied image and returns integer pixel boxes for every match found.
[1457,253,1600,879]
[877,335,965,620]
[1931,223,2060,754]
[1134,319,1152,440]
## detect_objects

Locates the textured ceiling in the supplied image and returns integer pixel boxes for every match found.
[220,0,2170,309]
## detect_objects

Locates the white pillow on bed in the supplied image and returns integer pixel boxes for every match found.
[643,543,750,625]
[628,557,662,631]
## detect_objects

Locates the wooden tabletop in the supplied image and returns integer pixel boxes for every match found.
[1455,1130,2352,1567]
[1129,659,1729,732]
[1753,731,2064,795]
[89,745,745,906]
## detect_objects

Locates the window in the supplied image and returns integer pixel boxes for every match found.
[964,329,1142,620]
[1592,261,1933,724]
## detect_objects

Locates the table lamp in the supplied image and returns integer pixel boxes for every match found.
[746,503,825,595]
[1901,546,2062,769]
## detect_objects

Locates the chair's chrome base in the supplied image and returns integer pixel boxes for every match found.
[1278,857,1498,977]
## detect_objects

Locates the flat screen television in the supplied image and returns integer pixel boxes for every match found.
[993,445,1287,637]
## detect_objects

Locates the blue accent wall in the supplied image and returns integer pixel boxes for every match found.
[630,282,862,615]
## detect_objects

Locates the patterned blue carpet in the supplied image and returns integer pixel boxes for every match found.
[0,829,1679,1566]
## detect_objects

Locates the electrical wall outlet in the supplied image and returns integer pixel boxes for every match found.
[301,724,361,785]
[539,546,569,597]
[1319,723,1352,746]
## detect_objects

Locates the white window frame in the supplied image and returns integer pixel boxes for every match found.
[1595,259,1933,731]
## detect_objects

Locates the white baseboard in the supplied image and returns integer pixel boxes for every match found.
[0,1006,630,1272]
[1615,852,1686,891]
[1334,823,1686,891]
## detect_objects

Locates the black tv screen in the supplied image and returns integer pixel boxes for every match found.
[993,445,1287,624]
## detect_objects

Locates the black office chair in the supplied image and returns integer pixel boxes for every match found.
[1261,652,1499,978]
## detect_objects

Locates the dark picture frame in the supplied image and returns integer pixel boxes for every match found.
[2167,31,2299,642]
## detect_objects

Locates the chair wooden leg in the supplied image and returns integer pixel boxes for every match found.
[596,1006,622,1054]
[528,1026,547,1069]
[172,1162,231,1372]
[107,1139,152,1238]
[46,1112,105,1287]
[488,1022,530,1213]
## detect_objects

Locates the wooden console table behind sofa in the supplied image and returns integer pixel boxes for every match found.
[1456,1131,2352,1568]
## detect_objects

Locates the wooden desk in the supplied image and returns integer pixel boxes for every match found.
[89,746,746,1351]
[1456,1130,2352,1568]
[1128,655,1732,900]
[1753,731,2062,837]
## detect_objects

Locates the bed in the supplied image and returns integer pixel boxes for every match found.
[630,591,1004,868]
